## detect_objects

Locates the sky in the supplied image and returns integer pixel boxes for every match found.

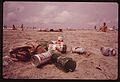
[3,2,118,29]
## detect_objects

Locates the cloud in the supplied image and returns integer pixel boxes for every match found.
[16,6,24,12]
[6,12,17,21]
[3,2,118,28]
[54,11,72,23]
[41,5,58,16]
[23,16,42,23]
[87,22,98,26]
[7,12,16,17]
[4,2,24,13]
[3,2,25,24]
[41,10,73,23]
[39,5,60,23]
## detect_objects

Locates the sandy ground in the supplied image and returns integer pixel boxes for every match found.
[2,29,118,80]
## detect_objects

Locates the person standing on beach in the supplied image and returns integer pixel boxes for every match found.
[21,24,24,31]
[102,22,107,32]
[94,26,97,30]
[12,24,17,30]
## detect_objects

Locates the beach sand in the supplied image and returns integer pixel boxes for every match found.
[2,29,118,80]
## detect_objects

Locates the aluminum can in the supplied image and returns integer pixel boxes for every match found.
[31,51,52,67]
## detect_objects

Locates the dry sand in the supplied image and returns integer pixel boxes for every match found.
[2,29,118,80]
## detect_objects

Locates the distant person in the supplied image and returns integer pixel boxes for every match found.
[21,24,24,31]
[94,26,97,30]
[103,22,107,32]
[99,22,107,32]
[12,24,17,30]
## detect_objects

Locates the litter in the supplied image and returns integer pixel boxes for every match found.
[72,47,85,54]
[96,67,102,71]
[100,46,116,56]
[31,51,52,67]
[25,40,49,54]
[51,52,76,72]
[3,56,14,67]
[48,36,67,53]
[7,37,77,73]
[9,45,32,62]
[9,40,48,62]
[3,61,9,67]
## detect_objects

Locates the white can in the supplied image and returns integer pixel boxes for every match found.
[48,44,57,51]
[31,51,52,67]
[72,47,85,54]
[51,41,56,44]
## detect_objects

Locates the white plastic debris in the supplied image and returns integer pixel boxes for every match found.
[72,47,85,54]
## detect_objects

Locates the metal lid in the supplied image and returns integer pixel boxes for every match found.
[31,55,41,67]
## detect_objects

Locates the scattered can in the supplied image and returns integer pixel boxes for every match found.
[48,44,56,51]
[100,47,116,56]
[56,56,76,72]
[31,51,52,67]
[48,44,67,53]
[51,51,61,63]
[51,53,76,72]
[72,47,85,54]
[48,36,67,53]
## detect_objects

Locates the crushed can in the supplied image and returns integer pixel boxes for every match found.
[48,44,67,54]
[100,47,116,56]
[72,47,85,54]
[31,51,52,67]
